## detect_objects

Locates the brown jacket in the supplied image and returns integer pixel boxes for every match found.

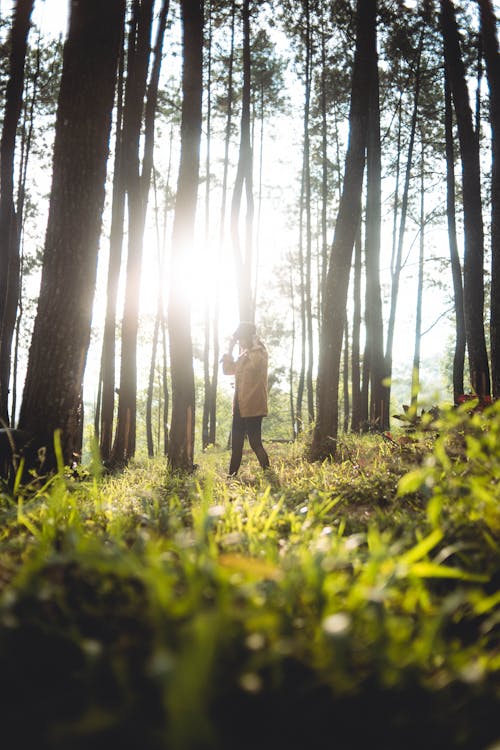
[222,339,268,417]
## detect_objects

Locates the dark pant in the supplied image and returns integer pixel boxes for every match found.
[229,405,270,476]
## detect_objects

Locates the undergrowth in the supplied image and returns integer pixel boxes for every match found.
[0,403,500,749]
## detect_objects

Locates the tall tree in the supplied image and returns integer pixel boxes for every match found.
[411,137,426,406]
[167,0,203,471]
[383,25,424,428]
[441,0,490,397]
[18,0,125,466]
[230,0,254,323]
[0,0,34,425]
[98,28,126,462]
[311,0,373,461]
[112,0,165,466]
[363,13,385,429]
[477,0,500,398]
[444,67,466,403]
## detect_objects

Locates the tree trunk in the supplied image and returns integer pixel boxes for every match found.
[311,0,373,461]
[303,0,314,424]
[364,25,386,429]
[444,67,466,403]
[320,10,329,315]
[441,0,490,397]
[351,229,362,430]
[210,0,236,447]
[343,319,350,432]
[18,0,125,466]
[112,0,165,466]
[230,0,254,324]
[202,0,213,450]
[411,139,425,407]
[167,0,203,471]
[383,26,424,427]
[11,24,40,426]
[0,0,34,425]
[99,31,126,462]
[477,0,500,398]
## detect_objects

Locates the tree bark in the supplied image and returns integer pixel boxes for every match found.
[441,0,490,397]
[18,0,125,466]
[311,0,373,461]
[230,0,254,324]
[444,67,466,403]
[351,229,362,431]
[477,0,500,397]
[99,30,126,462]
[411,139,425,407]
[112,0,165,466]
[0,0,34,425]
[202,0,213,450]
[383,26,424,427]
[364,25,386,429]
[167,0,203,471]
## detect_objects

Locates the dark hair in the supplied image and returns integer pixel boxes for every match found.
[233,321,256,339]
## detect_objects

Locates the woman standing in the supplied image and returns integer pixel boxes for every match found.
[222,321,270,477]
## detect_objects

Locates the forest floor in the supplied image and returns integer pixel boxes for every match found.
[1,404,500,749]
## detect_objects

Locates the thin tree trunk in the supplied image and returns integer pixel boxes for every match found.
[311,0,373,461]
[477,0,500,398]
[289,261,297,439]
[351,229,362,430]
[0,0,34,425]
[202,0,213,450]
[441,0,490,397]
[364,25,385,429]
[112,0,165,465]
[320,10,328,314]
[210,0,236,447]
[383,26,424,427]
[230,0,254,323]
[303,0,314,424]
[296,170,306,434]
[167,0,203,471]
[99,31,126,462]
[11,25,40,426]
[411,138,425,407]
[444,67,466,403]
[343,319,349,432]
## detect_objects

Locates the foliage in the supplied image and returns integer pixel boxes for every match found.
[1,414,500,748]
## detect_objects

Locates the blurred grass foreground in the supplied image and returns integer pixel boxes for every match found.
[1,402,500,749]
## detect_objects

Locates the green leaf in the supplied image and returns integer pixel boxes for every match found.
[401,528,443,565]
[397,469,425,496]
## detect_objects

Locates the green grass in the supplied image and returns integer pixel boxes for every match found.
[1,404,500,749]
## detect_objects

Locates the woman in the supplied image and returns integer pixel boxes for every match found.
[222,321,270,477]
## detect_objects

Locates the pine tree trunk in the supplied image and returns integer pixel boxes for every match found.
[444,68,466,403]
[441,0,490,397]
[167,0,203,471]
[311,0,373,461]
[0,0,34,425]
[477,0,500,397]
[364,28,386,429]
[112,0,165,466]
[303,0,314,424]
[99,33,126,462]
[230,0,254,324]
[18,0,125,466]
[202,0,213,450]
[383,27,424,427]
[411,140,425,407]
[351,230,362,431]
[11,26,40,426]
